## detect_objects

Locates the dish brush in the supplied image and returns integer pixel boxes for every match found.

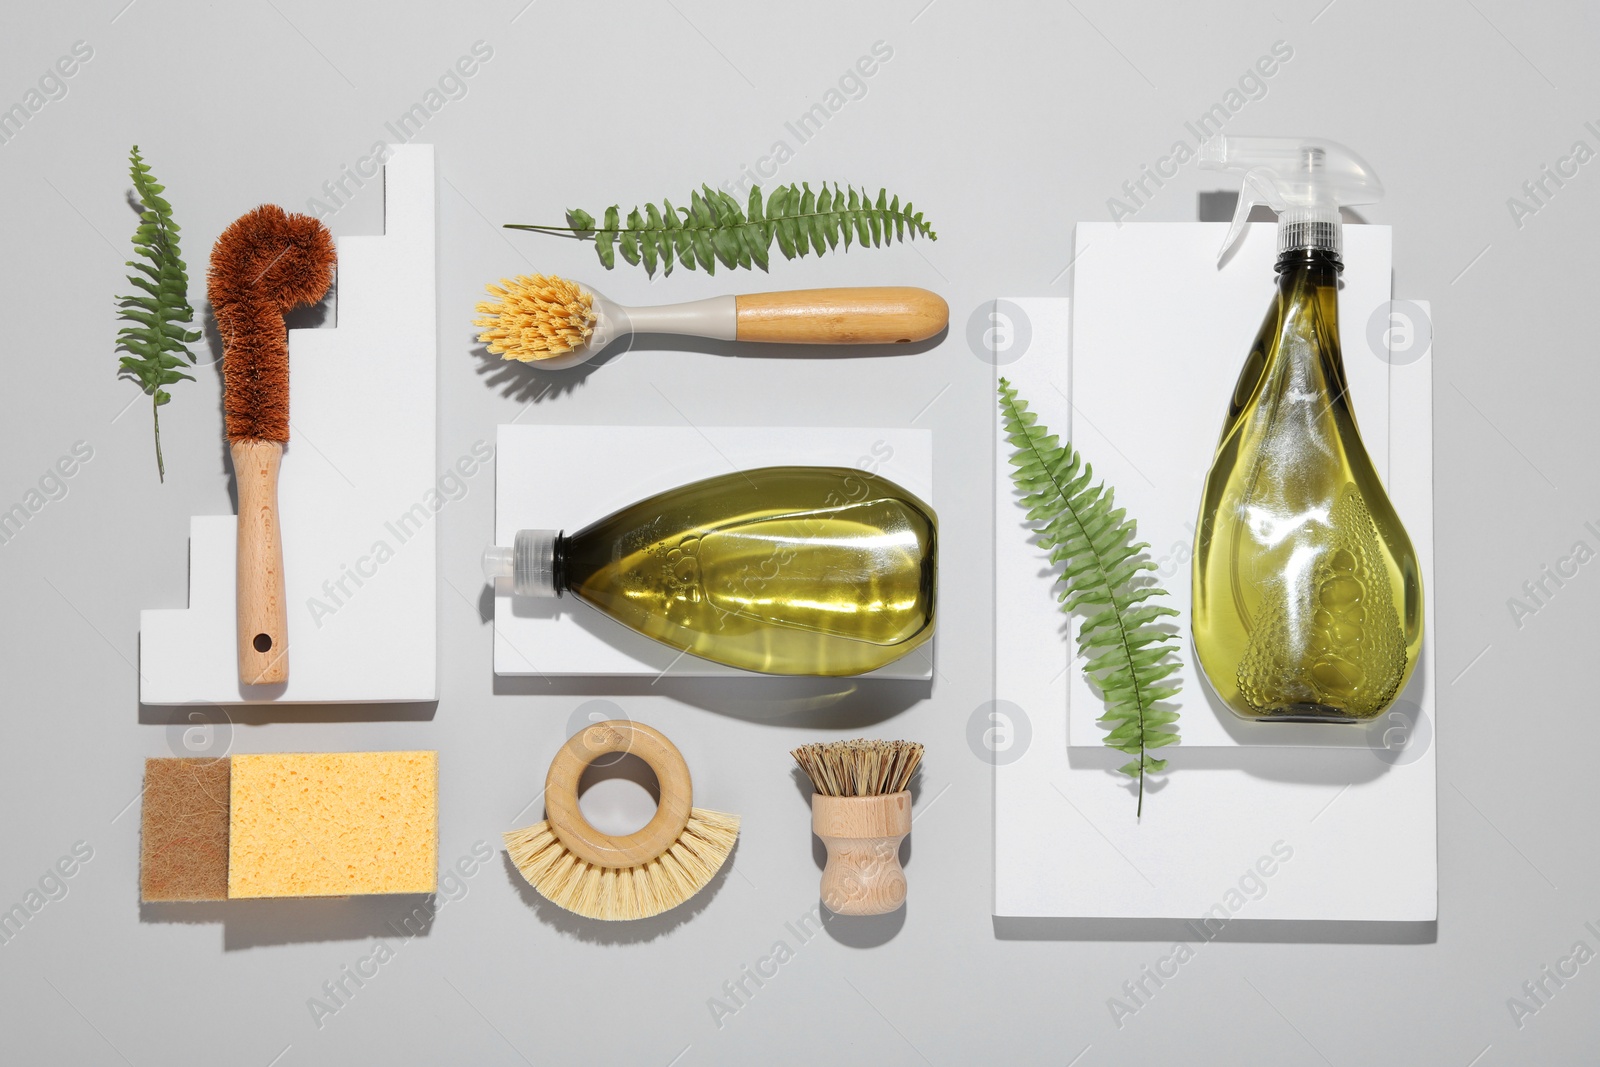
[208,204,335,685]
[792,739,923,916]
[505,721,739,921]
[475,274,947,368]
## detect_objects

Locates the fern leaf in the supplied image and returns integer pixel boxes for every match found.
[998,379,1181,817]
[115,146,198,482]
[504,183,936,277]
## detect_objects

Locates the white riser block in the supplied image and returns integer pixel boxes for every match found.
[993,222,1435,922]
[140,145,438,706]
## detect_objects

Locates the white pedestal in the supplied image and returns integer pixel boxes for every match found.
[139,145,438,705]
[993,222,1436,923]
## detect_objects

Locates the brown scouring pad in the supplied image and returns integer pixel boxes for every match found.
[140,758,231,902]
[208,204,336,444]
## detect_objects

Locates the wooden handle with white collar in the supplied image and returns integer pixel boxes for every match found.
[232,438,288,685]
[735,287,947,344]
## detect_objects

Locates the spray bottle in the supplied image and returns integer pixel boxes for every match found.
[1191,136,1423,723]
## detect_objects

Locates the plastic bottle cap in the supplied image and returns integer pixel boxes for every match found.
[512,529,559,597]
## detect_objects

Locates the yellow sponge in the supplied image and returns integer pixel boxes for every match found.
[228,751,437,898]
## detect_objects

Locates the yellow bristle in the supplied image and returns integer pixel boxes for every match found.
[474,273,596,361]
[503,808,740,922]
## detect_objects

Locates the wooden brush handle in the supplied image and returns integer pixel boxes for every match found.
[813,792,912,916]
[544,721,694,869]
[735,287,947,344]
[232,439,288,685]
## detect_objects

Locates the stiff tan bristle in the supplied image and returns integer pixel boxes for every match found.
[474,273,596,361]
[209,204,336,443]
[792,739,924,797]
[504,808,739,921]
[140,758,230,902]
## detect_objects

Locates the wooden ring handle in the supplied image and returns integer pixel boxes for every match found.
[232,438,288,685]
[813,792,912,916]
[544,721,694,869]
[734,287,948,344]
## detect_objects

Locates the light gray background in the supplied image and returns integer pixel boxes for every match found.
[0,0,1592,1063]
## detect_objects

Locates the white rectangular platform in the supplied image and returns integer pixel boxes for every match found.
[139,145,439,705]
[493,424,935,680]
[992,221,1436,922]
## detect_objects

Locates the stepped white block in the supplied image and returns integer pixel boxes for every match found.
[140,145,438,705]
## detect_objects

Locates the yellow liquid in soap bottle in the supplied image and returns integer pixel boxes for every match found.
[1192,250,1423,722]
[557,466,937,676]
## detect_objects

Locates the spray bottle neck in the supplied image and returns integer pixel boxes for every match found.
[1274,246,1342,280]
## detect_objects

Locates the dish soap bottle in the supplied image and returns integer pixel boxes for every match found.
[1191,136,1423,723]
[484,466,937,676]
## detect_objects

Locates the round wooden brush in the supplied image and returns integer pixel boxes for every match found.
[209,205,335,685]
[475,273,948,369]
[792,739,923,916]
[504,721,739,921]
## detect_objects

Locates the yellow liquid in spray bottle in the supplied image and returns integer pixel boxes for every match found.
[1191,135,1422,722]
[1192,249,1423,721]
[485,466,937,676]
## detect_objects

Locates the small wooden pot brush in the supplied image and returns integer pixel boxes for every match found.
[792,739,923,916]
[209,205,335,685]
[505,721,739,921]
[475,273,948,369]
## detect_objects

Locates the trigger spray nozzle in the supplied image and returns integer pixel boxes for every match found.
[1199,136,1383,265]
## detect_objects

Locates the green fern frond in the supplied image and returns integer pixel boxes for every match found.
[504,183,936,276]
[116,145,201,482]
[998,379,1181,817]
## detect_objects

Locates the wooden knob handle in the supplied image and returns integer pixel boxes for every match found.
[813,792,912,916]
[232,438,288,685]
[544,721,694,869]
[734,287,947,344]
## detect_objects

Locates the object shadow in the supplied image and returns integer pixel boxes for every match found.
[472,325,947,405]
[200,304,233,501]
[494,671,927,729]
[825,904,906,947]
[140,893,436,951]
[139,700,438,727]
[494,589,931,726]
[501,842,737,946]
[627,326,947,361]
[993,914,1435,945]
[1065,733,1392,788]
[472,339,607,404]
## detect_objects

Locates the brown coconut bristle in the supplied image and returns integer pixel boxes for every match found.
[209,205,336,443]
[792,739,924,798]
[474,273,596,361]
